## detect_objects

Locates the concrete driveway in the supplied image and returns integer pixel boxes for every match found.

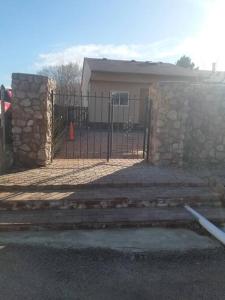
[0,228,224,300]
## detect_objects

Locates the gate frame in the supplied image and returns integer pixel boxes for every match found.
[51,91,152,162]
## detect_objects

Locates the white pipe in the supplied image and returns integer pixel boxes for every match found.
[185,205,225,246]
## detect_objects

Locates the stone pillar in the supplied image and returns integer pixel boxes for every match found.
[11,73,54,167]
[149,82,189,167]
[184,84,225,166]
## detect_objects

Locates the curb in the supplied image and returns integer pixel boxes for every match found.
[0,195,221,211]
[0,181,208,192]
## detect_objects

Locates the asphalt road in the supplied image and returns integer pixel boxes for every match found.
[0,244,225,300]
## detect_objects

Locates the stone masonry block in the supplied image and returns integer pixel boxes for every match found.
[11,73,55,167]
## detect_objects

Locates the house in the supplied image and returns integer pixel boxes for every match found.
[195,63,225,83]
[197,71,225,83]
[81,57,198,124]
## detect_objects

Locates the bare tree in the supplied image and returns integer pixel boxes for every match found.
[38,63,82,93]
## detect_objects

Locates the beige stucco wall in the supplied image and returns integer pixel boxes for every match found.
[81,61,91,95]
[91,72,195,84]
[81,61,92,107]
[88,80,150,123]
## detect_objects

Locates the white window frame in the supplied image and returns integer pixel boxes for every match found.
[111,91,129,106]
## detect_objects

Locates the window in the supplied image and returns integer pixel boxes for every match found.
[111,91,129,106]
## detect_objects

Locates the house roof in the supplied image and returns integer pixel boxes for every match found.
[84,57,198,78]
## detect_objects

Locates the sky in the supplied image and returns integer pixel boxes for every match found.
[0,0,225,87]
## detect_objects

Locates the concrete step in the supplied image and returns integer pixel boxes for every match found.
[0,181,208,192]
[0,207,225,231]
[0,228,221,255]
[0,186,222,211]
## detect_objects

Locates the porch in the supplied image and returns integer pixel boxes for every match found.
[0,158,223,229]
[0,159,206,189]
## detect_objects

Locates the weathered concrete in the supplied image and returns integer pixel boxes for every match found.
[0,159,221,212]
[0,207,225,231]
[0,228,221,253]
[0,242,225,300]
[0,159,207,189]
[0,186,221,211]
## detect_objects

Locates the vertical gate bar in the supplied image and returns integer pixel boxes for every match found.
[87,92,89,159]
[93,92,97,158]
[130,99,133,158]
[137,122,140,158]
[75,89,77,162]
[107,93,111,162]
[69,91,73,159]
[110,94,114,158]
[131,99,135,158]
[58,90,63,156]
[127,94,131,155]
[63,92,68,158]
[67,92,69,158]
[119,105,121,157]
[58,90,60,157]
[72,92,75,159]
[79,91,82,159]
[67,94,69,158]
[146,97,152,162]
[114,103,117,158]
[117,102,121,157]
[142,97,148,159]
[50,90,54,162]
[136,98,139,158]
[0,85,6,157]
[122,102,125,155]
[100,92,103,158]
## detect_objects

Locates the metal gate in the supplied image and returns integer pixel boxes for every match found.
[52,92,151,160]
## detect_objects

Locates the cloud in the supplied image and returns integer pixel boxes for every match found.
[34,36,225,72]
[34,39,184,70]
[35,38,225,72]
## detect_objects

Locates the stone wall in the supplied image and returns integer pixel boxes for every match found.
[11,73,54,166]
[9,73,225,168]
[149,82,225,167]
[184,84,225,166]
[149,82,189,166]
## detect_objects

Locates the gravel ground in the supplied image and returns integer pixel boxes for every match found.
[0,243,224,300]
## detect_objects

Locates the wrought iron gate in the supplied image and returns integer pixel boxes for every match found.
[52,92,151,160]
